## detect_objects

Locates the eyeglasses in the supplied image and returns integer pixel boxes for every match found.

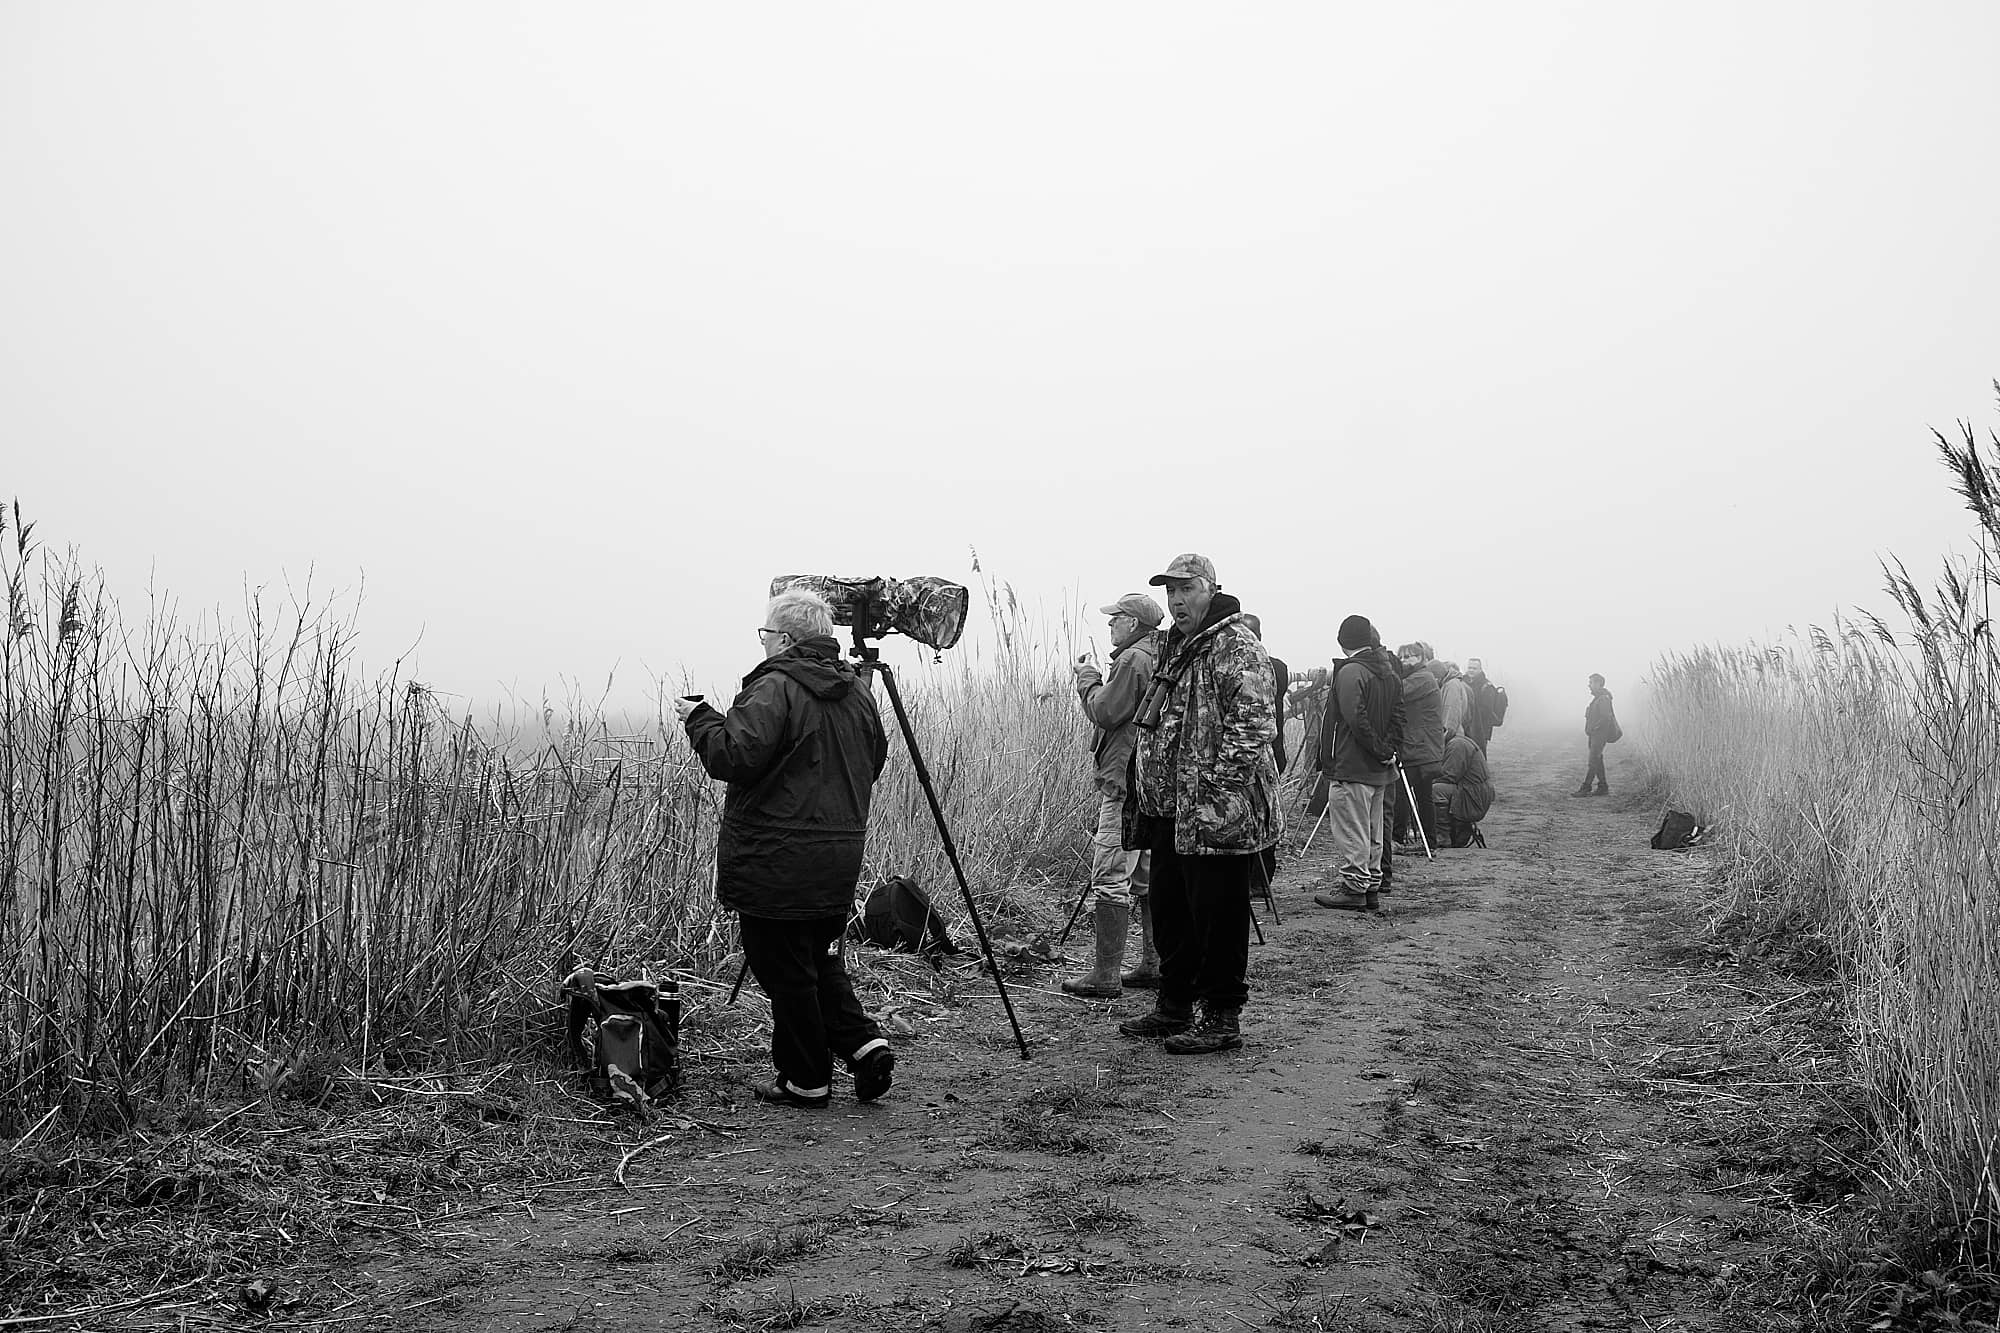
[757,627,788,643]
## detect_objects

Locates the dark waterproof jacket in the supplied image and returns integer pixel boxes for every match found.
[684,635,890,920]
[1397,662,1446,771]
[1437,734,1494,823]
[1318,646,1402,786]
[1585,688,1618,742]
[1465,670,1497,745]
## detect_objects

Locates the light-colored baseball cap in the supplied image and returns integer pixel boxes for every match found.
[1147,553,1218,587]
[1098,592,1165,628]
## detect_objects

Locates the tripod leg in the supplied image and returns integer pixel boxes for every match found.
[1252,850,1282,925]
[873,662,1031,1059]
[1396,761,1433,860]
[1056,880,1091,945]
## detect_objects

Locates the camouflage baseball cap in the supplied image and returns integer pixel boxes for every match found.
[1147,553,1218,587]
[1098,592,1165,627]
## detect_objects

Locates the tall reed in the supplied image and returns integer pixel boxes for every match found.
[1647,409,2000,1252]
[0,519,1096,1130]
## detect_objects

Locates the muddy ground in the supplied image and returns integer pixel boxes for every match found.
[33,734,1868,1331]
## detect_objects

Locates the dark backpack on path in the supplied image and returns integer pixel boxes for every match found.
[1650,810,1701,850]
[851,875,962,967]
[559,960,681,1107]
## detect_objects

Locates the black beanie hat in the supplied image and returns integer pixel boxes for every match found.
[1337,614,1374,651]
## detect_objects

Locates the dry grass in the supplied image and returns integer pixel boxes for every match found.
[1645,403,2000,1307]
[0,515,1095,1134]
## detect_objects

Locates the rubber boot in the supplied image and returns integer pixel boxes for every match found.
[1121,897,1161,989]
[1164,1005,1243,1055]
[1061,899,1128,999]
[1118,997,1193,1039]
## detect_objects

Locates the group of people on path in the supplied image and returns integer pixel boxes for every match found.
[667,557,1618,1107]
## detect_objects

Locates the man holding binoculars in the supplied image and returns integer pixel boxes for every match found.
[1117,554,1282,1055]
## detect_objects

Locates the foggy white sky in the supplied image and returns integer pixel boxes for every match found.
[4,3,1996,728]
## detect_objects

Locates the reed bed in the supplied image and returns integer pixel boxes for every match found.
[1646,419,2000,1260]
[0,514,1096,1131]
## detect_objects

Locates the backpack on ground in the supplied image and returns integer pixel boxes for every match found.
[851,875,961,968]
[559,959,681,1108]
[1650,810,1701,851]
[1480,681,1508,728]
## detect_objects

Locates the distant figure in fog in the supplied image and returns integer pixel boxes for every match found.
[1574,673,1620,797]
[1063,592,1164,1000]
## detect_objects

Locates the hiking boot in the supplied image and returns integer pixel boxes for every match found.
[1572,784,1595,797]
[1314,887,1379,912]
[1121,897,1161,989]
[1591,787,1609,797]
[1061,899,1128,999]
[750,1075,830,1109]
[1164,1006,1242,1055]
[1118,999,1192,1039]
[850,1042,895,1102]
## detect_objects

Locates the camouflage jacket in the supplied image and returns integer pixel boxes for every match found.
[1131,598,1282,855]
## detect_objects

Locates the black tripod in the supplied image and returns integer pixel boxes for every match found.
[852,637,1030,1059]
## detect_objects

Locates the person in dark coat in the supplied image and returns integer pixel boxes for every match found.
[1575,673,1618,797]
[1313,615,1402,912]
[1435,732,1494,845]
[676,589,892,1108]
[1393,643,1446,853]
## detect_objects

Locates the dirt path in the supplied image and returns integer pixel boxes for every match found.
[318,735,1840,1332]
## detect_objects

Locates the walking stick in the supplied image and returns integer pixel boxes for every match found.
[1395,759,1434,860]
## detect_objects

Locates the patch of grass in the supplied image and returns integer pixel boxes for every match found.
[708,1223,831,1282]
[945,1229,1032,1269]
[1024,1182,1139,1234]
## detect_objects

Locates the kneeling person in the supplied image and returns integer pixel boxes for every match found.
[1433,731,1494,848]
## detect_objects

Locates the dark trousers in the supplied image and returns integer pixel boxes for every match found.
[739,914,880,1093]
[1149,825,1253,1012]
[1583,739,1608,791]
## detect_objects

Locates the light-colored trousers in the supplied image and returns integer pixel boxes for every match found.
[1089,788,1152,908]
[1326,780,1386,893]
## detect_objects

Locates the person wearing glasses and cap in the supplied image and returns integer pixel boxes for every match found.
[1062,592,1165,1000]
[1118,553,1281,1055]
[674,588,894,1109]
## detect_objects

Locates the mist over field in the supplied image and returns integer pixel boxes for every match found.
[4,4,1995,730]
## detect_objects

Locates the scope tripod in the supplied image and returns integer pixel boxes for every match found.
[852,635,1031,1060]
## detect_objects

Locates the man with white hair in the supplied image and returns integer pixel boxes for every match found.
[676,588,894,1108]
[1118,553,1281,1055]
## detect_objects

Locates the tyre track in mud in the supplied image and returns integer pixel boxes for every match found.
[324,736,1834,1332]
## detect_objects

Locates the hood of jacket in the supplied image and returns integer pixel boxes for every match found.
[1347,644,1400,685]
[1428,660,1463,684]
[744,634,859,700]
[1399,661,1441,705]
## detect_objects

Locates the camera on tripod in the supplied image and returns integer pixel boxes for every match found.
[768,574,970,652]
